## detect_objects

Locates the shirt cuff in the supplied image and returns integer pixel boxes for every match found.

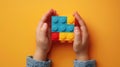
[27,56,51,67]
[74,60,96,67]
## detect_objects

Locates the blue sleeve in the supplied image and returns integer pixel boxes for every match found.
[27,56,51,67]
[74,60,96,67]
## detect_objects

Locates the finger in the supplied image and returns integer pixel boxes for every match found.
[73,12,88,44]
[73,12,87,30]
[74,26,81,45]
[41,9,56,23]
[38,9,56,28]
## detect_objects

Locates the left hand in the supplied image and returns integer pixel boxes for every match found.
[73,12,89,61]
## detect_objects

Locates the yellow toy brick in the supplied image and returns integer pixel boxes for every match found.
[67,16,75,24]
[59,32,74,43]
[66,33,74,43]
[59,32,67,42]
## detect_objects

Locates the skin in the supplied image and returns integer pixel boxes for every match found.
[33,9,89,61]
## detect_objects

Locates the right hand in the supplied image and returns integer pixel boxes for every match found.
[34,9,57,61]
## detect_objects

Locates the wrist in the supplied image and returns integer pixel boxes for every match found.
[33,50,48,61]
[76,54,89,61]
[76,50,89,61]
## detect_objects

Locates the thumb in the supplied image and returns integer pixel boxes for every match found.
[41,23,48,35]
[74,26,81,44]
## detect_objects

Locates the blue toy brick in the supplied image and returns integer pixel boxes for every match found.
[58,17,66,24]
[51,16,74,32]
[59,25,66,32]
[66,25,74,32]
[52,25,58,32]
[52,16,58,24]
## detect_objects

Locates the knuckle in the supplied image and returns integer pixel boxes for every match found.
[74,41,81,45]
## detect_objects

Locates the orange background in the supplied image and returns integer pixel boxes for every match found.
[0,0,120,67]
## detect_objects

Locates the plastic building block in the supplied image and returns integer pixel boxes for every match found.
[59,32,74,43]
[66,33,74,41]
[66,25,74,32]
[51,32,59,41]
[67,16,75,24]
[59,32,67,40]
[51,16,75,43]
[51,16,74,32]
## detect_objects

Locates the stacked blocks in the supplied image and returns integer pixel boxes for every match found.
[51,16,75,43]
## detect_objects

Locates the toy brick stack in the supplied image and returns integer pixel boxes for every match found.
[51,16,75,43]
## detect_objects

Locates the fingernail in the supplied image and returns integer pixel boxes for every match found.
[43,23,47,26]
[42,23,47,29]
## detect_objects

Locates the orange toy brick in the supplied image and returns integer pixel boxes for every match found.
[51,32,59,41]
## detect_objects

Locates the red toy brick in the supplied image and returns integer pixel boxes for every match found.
[75,18,80,27]
[51,32,59,41]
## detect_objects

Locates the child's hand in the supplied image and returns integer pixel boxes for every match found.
[33,9,57,61]
[73,12,89,61]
